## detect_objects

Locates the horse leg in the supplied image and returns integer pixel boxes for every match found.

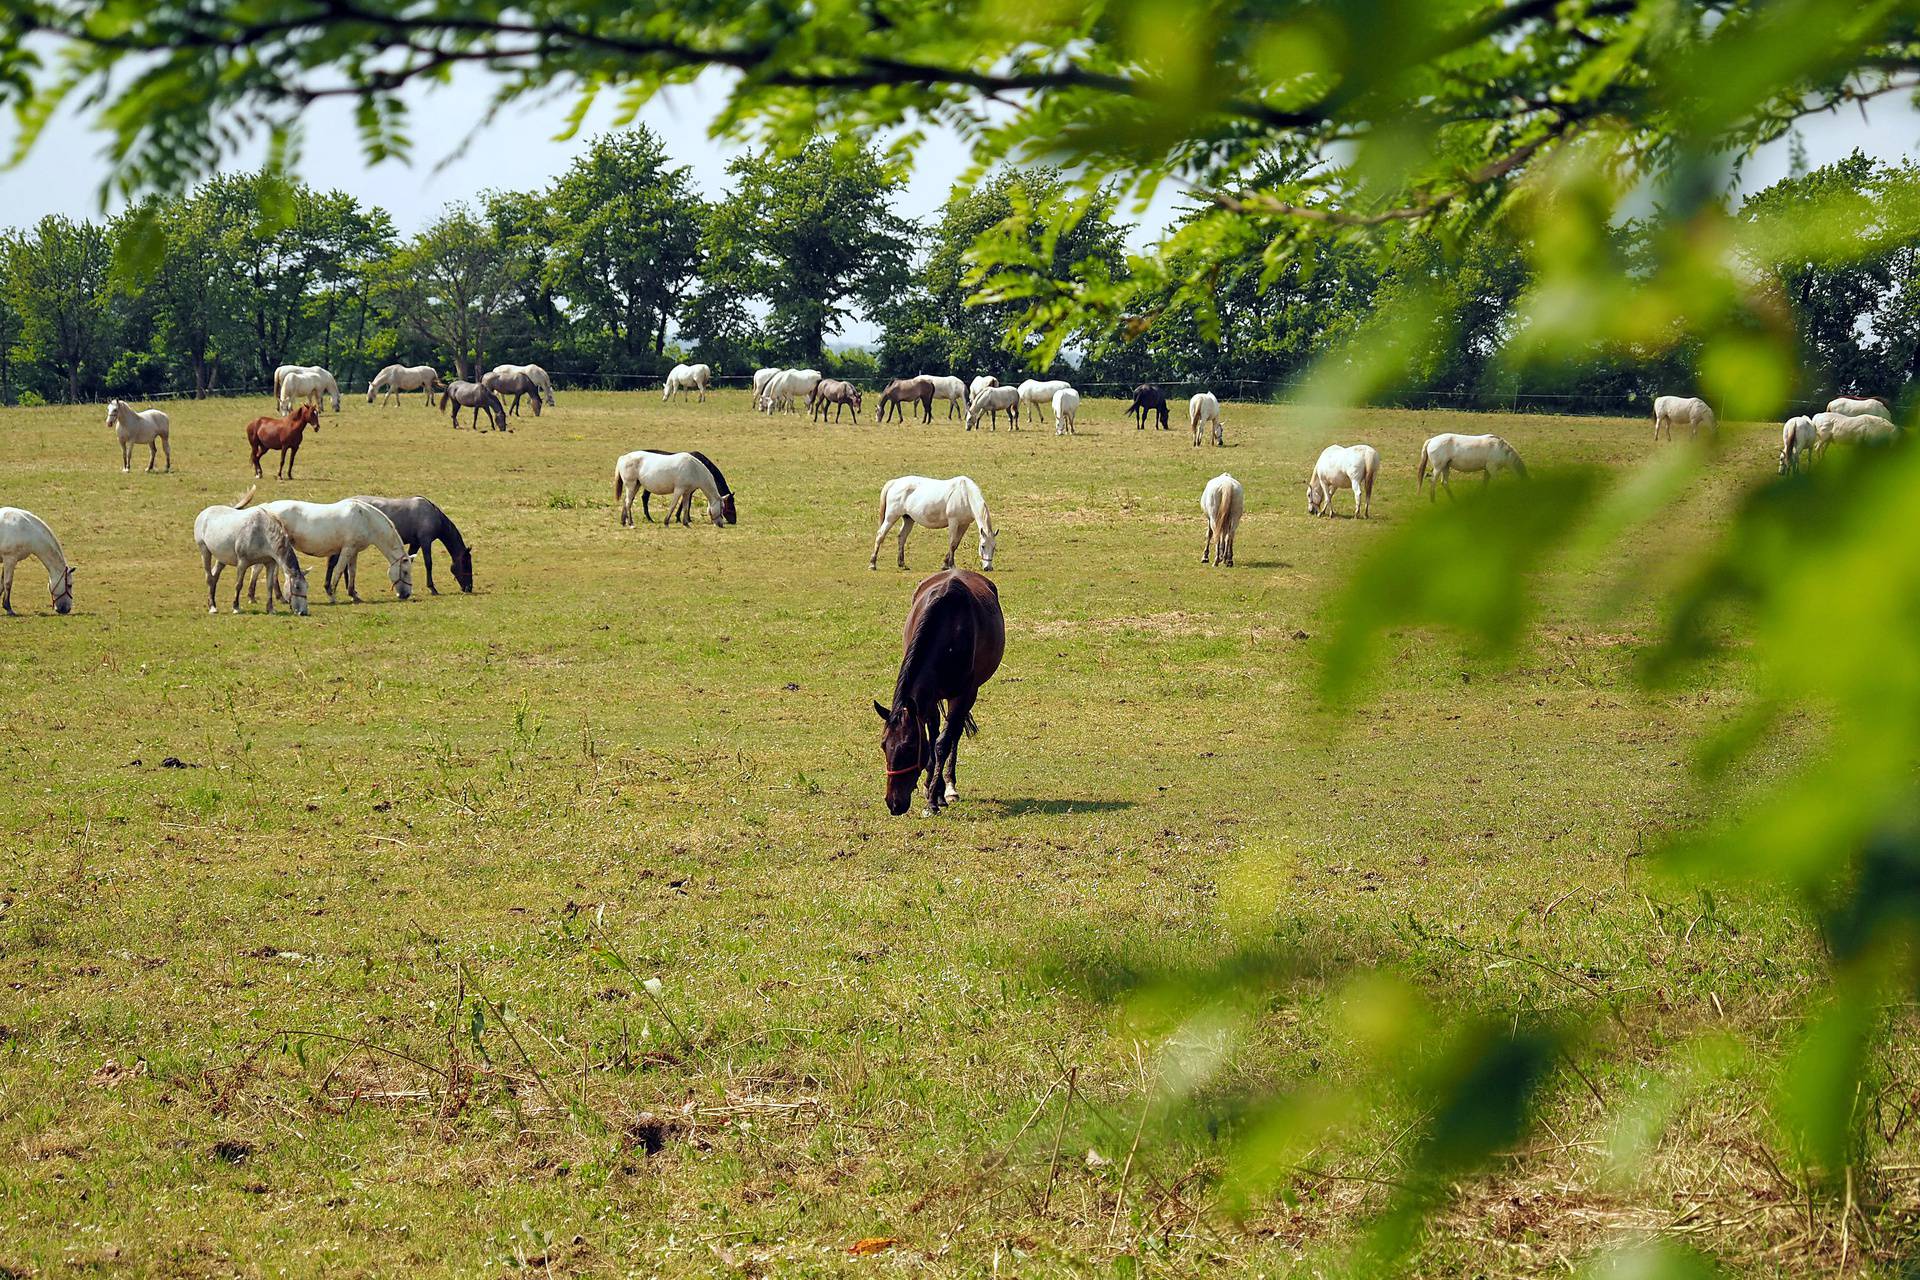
[203,554,221,614]
[922,704,944,814]
[868,515,896,570]
[121,438,132,472]
[1203,521,1213,564]
[234,566,249,614]
[938,693,973,803]
[1,558,13,614]
[325,552,341,596]
[420,543,438,594]
[345,550,362,603]
[897,516,915,569]
[944,522,960,570]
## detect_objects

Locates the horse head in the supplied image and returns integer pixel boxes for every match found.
[283,563,310,616]
[452,545,475,592]
[1307,478,1323,515]
[978,525,997,571]
[720,494,738,525]
[874,699,928,815]
[105,400,123,429]
[295,404,319,431]
[52,565,74,615]
[388,553,415,601]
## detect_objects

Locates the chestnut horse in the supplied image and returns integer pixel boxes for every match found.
[874,569,1004,816]
[246,403,319,479]
[876,377,935,424]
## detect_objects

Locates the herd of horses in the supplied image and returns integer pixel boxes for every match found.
[4,374,1908,815]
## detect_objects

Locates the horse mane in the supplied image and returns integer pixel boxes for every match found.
[687,451,730,496]
[261,513,303,575]
[893,579,966,711]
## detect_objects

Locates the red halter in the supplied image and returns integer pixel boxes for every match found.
[884,752,926,777]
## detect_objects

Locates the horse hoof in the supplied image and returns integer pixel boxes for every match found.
[945,787,960,803]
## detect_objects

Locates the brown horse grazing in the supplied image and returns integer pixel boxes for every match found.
[876,377,935,425]
[811,379,863,423]
[480,369,544,417]
[1127,384,1170,430]
[874,569,1004,816]
[246,403,320,479]
[440,381,508,431]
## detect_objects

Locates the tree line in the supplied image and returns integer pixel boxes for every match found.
[3,136,1916,409]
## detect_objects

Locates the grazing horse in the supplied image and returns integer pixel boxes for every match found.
[1827,395,1892,419]
[917,375,967,420]
[1780,416,1818,474]
[614,450,736,527]
[0,507,75,616]
[106,398,171,472]
[875,569,1005,815]
[761,368,821,413]
[278,366,342,414]
[245,499,414,605]
[1189,392,1225,446]
[489,364,556,407]
[877,377,936,424]
[1417,433,1527,499]
[811,379,863,423]
[1127,384,1170,430]
[1016,379,1071,425]
[1052,387,1081,435]
[193,488,308,616]
[751,367,781,406]
[480,369,544,417]
[965,385,1021,432]
[967,375,999,408]
[330,496,474,595]
[441,381,509,431]
[1652,395,1716,441]
[1814,411,1900,456]
[869,475,996,572]
[1201,474,1244,567]
[367,364,445,406]
[246,403,319,479]
[663,363,712,402]
[1308,444,1380,518]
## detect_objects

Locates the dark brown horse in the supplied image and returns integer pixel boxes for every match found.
[1127,384,1170,430]
[440,381,508,431]
[876,377,935,425]
[245,403,319,478]
[874,569,1004,815]
[811,378,863,423]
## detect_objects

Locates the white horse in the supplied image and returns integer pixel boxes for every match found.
[965,385,1021,432]
[1827,396,1892,419]
[245,498,415,604]
[968,375,999,407]
[278,366,342,414]
[1814,411,1900,456]
[868,476,996,572]
[663,363,712,402]
[1016,379,1072,425]
[1052,387,1081,435]
[489,363,556,407]
[0,507,75,616]
[367,364,444,406]
[760,368,821,414]
[614,451,731,527]
[1779,415,1818,474]
[1417,433,1528,498]
[918,374,967,420]
[194,491,308,616]
[106,399,171,472]
[751,367,781,407]
[1307,444,1380,518]
[1189,392,1225,446]
[1652,395,1716,441]
[1200,474,1244,567]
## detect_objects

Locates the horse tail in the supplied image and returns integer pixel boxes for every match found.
[232,483,258,510]
[1416,444,1429,491]
[1508,448,1529,479]
[962,711,979,738]
[613,469,625,503]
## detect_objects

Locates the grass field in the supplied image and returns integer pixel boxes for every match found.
[0,391,1871,1275]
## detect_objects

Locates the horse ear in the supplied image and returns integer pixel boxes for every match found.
[873,700,890,720]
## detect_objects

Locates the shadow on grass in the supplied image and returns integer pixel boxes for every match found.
[980,796,1136,816]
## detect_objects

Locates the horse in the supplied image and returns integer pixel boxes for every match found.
[480,369,545,417]
[243,499,414,605]
[967,375,999,408]
[106,398,171,472]
[663,363,712,402]
[193,488,308,615]
[869,475,996,572]
[1127,384,1170,430]
[1780,416,1818,474]
[278,366,342,414]
[441,381,509,431]
[1200,474,1244,567]
[1052,387,1081,435]
[330,496,473,594]
[918,375,967,420]
[246,403,319,479]
[1417,433,1527,499]
[751,367,781,407]
[1016,379,1071,425]
[811,379,863,423]
[875,568,1004,815]
[367,364,444,406]
[877,377,936,424]
[0,508,75,616]
[1189,392,1225,446]
[761,369,821,413]
[1827,395,1892,419]
[965,385,1021,432]
[1814,411,1900,456]
[489,364,555,407]
[1308,444,1380,518]
[614,450,736,527]
[1652,395,1716,441]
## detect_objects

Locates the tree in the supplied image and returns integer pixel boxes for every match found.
[547,129,706,364]
[0,232,22,405]
[118,197,245,397]
[693,142,914,364]
[6,215,116,402]
[374,208,519,380]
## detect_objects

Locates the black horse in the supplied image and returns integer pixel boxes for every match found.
[325,496,475,595]
[875,569,1004,816]
[638,449,737,525]
[1126,383,1170,430]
